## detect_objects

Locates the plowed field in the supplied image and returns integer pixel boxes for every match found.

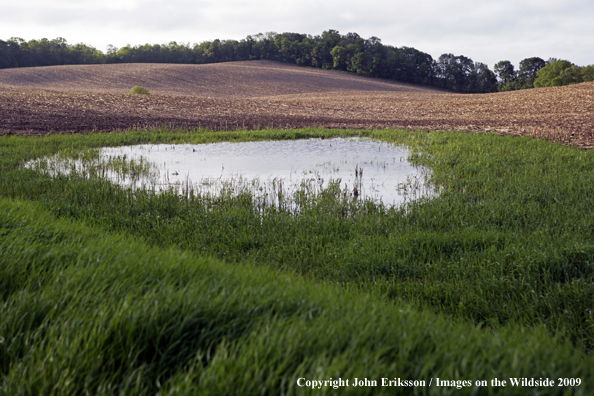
[1,60,593,148]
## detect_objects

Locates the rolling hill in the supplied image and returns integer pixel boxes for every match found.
[0,60,593,148]
[0,60,439,97]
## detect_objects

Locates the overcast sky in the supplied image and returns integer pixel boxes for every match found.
[1,0,593,69]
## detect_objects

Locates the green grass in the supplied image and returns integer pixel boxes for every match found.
[1,127,594,394]
[1,198,591,395]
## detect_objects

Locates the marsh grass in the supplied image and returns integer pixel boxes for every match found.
[25,153,432,213]
[26,149,160,188]
[1,127,594,394]
[1,198,591,394]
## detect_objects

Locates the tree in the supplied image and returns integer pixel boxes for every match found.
[69,43,104,64]
[398,47,434,85]
[473,62,498,93]
[258,34,279,61]
[582,65,594,82]
[312,30,341,69]
[517,57,545,88]
[534,59,574,87]
[437,53,474,92]
[202,39,223,63]
[557,65,583,85]
[494,60,516,90]
[0,40,18,68]
[0,31,524,93]
[311,42,333,69]
[330,45,348,70]
[350,49,371,75]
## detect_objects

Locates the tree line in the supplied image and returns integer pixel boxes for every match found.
[1,31,592,93]
[494,58,594,90]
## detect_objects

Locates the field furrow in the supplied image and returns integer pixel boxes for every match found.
[1,61,593,148]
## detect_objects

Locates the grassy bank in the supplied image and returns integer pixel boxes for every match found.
[1,127,594,394]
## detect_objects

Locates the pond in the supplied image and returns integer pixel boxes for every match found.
[27,137,436,208]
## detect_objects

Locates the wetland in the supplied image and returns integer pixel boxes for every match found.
[2,127,594,394]
[27,137,435,208]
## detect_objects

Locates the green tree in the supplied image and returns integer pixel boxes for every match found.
[534,59,573,87]
[330,45,348,70]
[398,47,434,84]
[582,65,594,82]
[517,57,545,88]
[0,31,498,93]
[473,62,498,93]
[7,37,32,67]
[69,43,104,64]
[350,50,371,75]
[220,40,240,62]
[236,36,255,60]
[0,40,18,68]
[257,32,279,60]
[558,65,584,85]
[494,60,517,91]
[437,53,474,92]
[202,39,223,63]
[311,30,341,69]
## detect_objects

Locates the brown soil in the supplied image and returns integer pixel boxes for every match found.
[1,60,593,148]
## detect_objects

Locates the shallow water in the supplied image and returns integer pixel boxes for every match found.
[29,138,435,207]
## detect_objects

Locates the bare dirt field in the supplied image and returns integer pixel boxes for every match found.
[1,60,593,148]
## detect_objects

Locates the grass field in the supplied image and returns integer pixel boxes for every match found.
[1,127,593,394]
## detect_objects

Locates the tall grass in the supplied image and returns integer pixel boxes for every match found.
[1,127,594,393]
[1,198,592,395]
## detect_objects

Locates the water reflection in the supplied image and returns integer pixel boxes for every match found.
[27,138,436,208]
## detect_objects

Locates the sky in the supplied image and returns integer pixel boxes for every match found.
[1,0,593,69]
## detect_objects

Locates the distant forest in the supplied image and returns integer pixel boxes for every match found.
[1,30,593,94]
